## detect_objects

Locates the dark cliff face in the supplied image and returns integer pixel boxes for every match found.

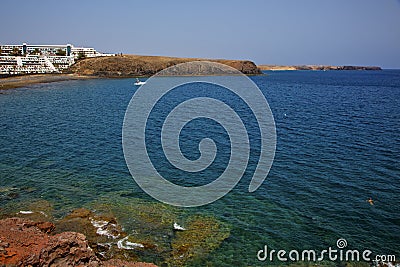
[222,60,262,74]
[69,55,262,77]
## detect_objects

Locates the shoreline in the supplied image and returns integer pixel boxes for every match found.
[0,64,387,91]
[0,73,96,90]
[0,72,263,91]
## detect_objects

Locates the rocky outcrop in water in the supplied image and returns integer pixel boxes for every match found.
[0,217,157,267]
[0,194,231,266]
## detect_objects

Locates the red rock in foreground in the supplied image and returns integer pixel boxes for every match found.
[0,217,157,267]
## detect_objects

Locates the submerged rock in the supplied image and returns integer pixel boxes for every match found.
[0,187,37,202]
[103,259,158,267]
[0,199,53,222]
[55,208,158,263]
[167,215,230,266]
[91,193,231,266]
[55,208,133,260]
[1,194,231,266]
[56,208,125,240]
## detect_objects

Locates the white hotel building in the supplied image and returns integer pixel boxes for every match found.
[0,43,114,74]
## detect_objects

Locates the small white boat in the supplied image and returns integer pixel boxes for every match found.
[134,78,146,86]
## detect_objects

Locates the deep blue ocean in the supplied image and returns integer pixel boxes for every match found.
[1,70,399,266]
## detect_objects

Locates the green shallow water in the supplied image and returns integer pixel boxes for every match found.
[1,71,400,266]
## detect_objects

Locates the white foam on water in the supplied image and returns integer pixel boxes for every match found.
[18,211,34,214]
[91,219,108,228]
[117,236,144,250]
[173,222,186,231]
[90,219,120,239]
[39,211,48,217]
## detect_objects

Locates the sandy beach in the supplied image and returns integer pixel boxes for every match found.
[0,74,95,90]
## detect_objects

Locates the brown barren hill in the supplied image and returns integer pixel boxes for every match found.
[69,55,262,77]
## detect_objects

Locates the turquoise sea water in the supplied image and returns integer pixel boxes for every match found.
[1,70,399,266]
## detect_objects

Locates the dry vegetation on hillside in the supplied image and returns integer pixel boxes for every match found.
[69,55,261,76]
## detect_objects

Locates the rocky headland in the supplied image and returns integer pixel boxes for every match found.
[69,55,262,77]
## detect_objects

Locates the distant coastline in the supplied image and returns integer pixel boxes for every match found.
[258,64,382,71]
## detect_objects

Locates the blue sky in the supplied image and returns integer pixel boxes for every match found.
[1,0,399,68]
